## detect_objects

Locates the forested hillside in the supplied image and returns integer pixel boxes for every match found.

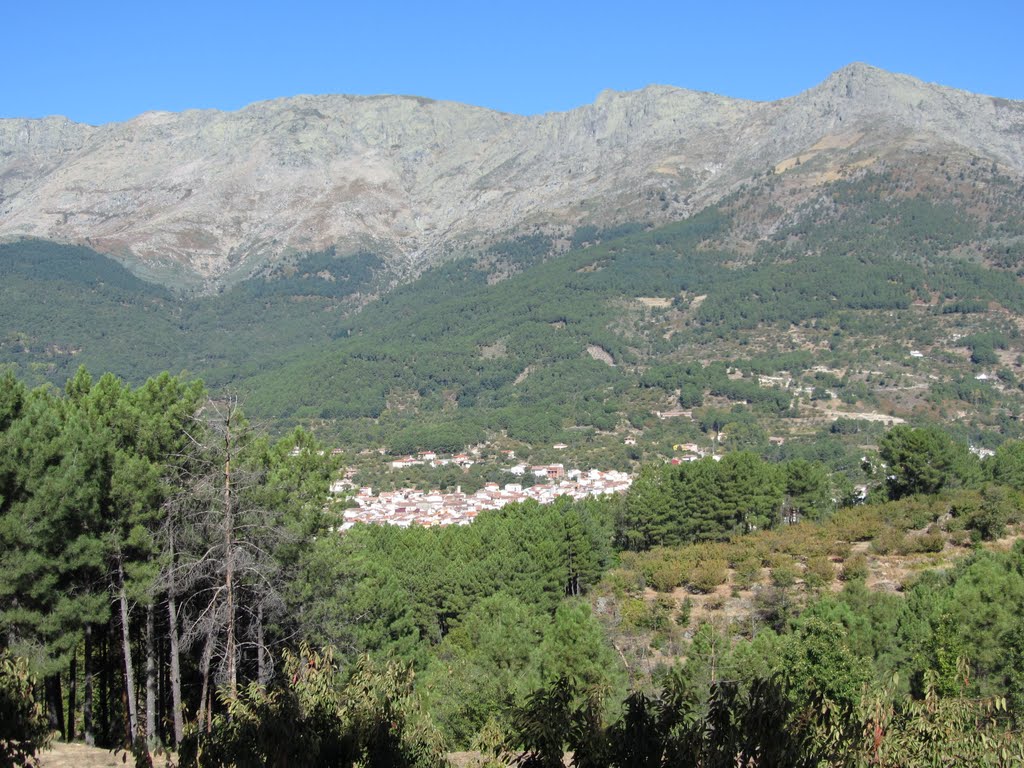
[6,115,1024,764]
[4,156,1024,473]
[4,370,1024,765]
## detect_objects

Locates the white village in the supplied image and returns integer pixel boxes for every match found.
[332,467,632,529]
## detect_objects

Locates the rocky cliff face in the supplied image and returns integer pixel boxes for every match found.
[2,63,1022,286]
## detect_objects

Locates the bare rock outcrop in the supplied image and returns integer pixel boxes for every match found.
[1,63,1021,285]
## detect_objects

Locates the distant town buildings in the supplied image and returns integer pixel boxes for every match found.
[333,468,632,530]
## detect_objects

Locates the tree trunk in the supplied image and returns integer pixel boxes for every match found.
[45,674,66,740]
[224,415,237,700]
[121,673,131,747]
[67,649,77,741]
[157,630,165,746]
[197,627,215,732]
[256,603,269,686]
[84,623,95,746]
[100,622,111,745]
[167,584,184,746]
[145,601,157,748]
[118,561,139,743]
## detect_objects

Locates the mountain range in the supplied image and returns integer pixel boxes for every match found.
[3,63,1023,288]
[3,64,1024,462]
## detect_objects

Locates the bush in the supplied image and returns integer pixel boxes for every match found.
[733,557,763,590]
[676,597,693,627]
[841,553,869,582]
[908,525,946,553]
[804,556,836,589]
[870,526,907,555]
[953,485,1021,541]
[0,650,51,768]
[604,567,645,596]
[688,559,729,593]
[830,507,884,542]
[619,598,653,632]
[653,595,676,628]
[647,563,686,593]
[827,540,853,560]
[770,555,800,588]
[179,646,447,768]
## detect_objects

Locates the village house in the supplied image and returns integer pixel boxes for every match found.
[391,455,424,469]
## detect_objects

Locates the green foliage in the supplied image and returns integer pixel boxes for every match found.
[841,553,869,582]
[991,440,1024,490]
[293,496,616,662]
[616,454,785,550]
[783,617,871,713]
[0,649,51,768]
[951,484,1023,541]
[769,554,801,588]
[688,559,728,594]
[895,544,1024,705]
[804,555,836,589]
[179,646,447,768]
[879,425,980,498]
[532,601,624,694]
[418,593,547,746]
[506,661,1024,768]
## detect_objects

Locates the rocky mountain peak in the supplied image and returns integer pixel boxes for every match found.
[1,65,1022,287]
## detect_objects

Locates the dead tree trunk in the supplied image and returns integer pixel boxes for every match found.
[223,410,237,701]
[117,560,139,742]
[197,626,215,732]
[145,602,157,748]
[167,590,184,745]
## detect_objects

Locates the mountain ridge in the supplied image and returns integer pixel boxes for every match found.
[2,63,1022,287]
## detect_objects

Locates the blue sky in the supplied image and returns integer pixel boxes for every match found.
[4,0,1021,125]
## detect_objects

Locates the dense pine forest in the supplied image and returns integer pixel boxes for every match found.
[4,368,1024,765]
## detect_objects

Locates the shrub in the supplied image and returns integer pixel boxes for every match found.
[770,555,800,588]
[830,507,884,542]
[653,595,676,628]
[953,485,1020,541]
[676,598,694,628]
[871,526,907,555]
[688,559,729,593]
[604,567,645,596]
[733,557,763,590]
[804,556,836,589]
[908,525,946,553]
[841,553,869,582]
[647,563,685,593]
[0,650,52,768]
[619,598,653,631]
[827,540,852,559]
[179,646,447,768]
